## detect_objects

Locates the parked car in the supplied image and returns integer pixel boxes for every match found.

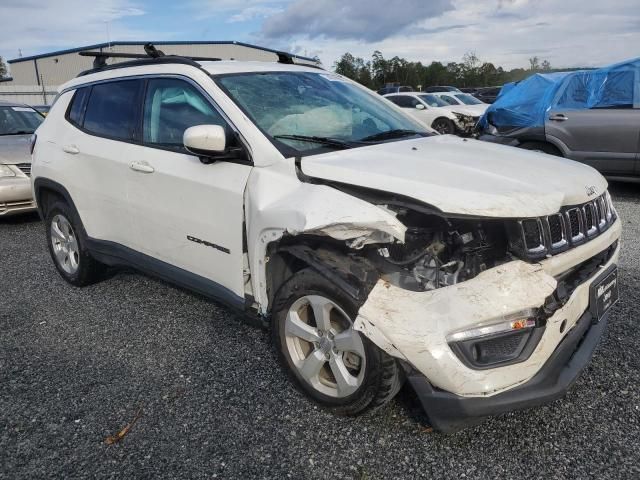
[0,101,42,216]
[377,85,413,95]
[474,86,502,104]
[431,92,489,116]
[479,58,640,180]
[32,105,51,116]
[459,87,480,95]
[32,52,621,432]
[384,92,479,135]
[424,86,461,93]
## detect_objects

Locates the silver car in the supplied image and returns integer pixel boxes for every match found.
[0,101,43,216]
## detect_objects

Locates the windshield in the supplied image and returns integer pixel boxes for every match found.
[0,106,43,135]
[216,71,429,154]
[454,94,483,105]
[418,94,449,107]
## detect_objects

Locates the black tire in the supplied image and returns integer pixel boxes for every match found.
[431,117,455,135]
[519,141,563,156]
[272,268,404,416]
[45,201,105,286]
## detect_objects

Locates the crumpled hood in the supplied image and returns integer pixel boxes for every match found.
[300,135,608,218]
[0,135,31,164]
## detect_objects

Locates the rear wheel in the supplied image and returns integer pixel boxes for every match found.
[519,141,562,156]
[272,268,404,415]
[45,201,105,286]
[431,118,455,135]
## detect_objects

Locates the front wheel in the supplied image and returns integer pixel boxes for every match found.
[431,117,455,135]
[272,268,404,415]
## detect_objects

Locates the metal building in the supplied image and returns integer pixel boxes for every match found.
[0,41,318,105]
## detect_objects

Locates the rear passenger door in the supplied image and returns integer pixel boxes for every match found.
[546,71,640,176]
[125,77,252,301]
[62,79,142,247]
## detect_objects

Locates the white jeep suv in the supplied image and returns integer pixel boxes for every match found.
[31,52,621,432]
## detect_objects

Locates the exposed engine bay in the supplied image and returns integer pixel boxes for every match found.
[369,208,511,292]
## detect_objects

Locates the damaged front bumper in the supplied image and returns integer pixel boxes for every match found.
[408,306,608,433]
[354,218,621,429]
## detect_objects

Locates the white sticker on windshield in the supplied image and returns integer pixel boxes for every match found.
[11,107,33,112]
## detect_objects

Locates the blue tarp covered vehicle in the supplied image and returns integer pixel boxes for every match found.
[480,57,640,130]
[478,57,640,179]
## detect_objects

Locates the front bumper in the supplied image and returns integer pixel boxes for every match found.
[0,176,36,216]
[354,217,620,426]
[407,307,608,433]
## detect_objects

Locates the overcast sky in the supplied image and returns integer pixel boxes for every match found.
[1,0,639,72]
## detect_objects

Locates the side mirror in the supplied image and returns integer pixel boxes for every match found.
[415,104,426,110]
[184,124,226,157]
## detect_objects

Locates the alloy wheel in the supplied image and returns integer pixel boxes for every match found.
[284,295,366,398]
[50,214,80,275]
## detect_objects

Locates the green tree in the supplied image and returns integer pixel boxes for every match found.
[0,56,8,79]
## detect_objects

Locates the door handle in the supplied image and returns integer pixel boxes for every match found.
[62,144,80,154]
[549,113,568,121]
[130,161,154,173]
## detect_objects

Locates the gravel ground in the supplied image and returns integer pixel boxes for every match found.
[1,183,639,480]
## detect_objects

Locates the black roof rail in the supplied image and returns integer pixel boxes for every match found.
[77,42,321,77]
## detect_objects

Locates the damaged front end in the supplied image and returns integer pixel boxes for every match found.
[451,113,480,137]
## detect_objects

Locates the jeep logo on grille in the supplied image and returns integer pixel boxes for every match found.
[585,185,598,197]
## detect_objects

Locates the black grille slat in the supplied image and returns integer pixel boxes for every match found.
[568,209,581,237]
[522,220,542,250]
[548,214,564,245]
[16,163,31,176]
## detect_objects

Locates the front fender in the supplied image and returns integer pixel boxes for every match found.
[244,160,406,314]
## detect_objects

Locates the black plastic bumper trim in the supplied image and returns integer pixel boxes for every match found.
[408,308,608,433]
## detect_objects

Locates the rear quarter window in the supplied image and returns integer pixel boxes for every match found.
[66,87,90,127]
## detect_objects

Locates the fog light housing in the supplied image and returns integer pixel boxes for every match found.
[447,310,544,369]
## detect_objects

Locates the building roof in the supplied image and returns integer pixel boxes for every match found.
[8,40,317,64]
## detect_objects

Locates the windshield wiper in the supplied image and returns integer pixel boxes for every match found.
[358,129,422,142]
[273,134,356,150]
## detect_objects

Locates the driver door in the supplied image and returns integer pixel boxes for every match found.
[125,77,252,302]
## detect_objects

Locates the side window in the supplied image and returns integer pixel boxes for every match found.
[83,80,142,140]
[390,96,416,108]
[440,95,458,106]
[594,71,634,109]
[142,78,227,149]
[66,86,90,127]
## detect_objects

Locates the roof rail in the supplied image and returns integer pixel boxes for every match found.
[76,42,322,77]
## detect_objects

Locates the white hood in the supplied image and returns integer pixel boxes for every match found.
[300,135,608,218]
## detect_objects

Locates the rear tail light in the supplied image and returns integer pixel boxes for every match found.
[30,134,37,155]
